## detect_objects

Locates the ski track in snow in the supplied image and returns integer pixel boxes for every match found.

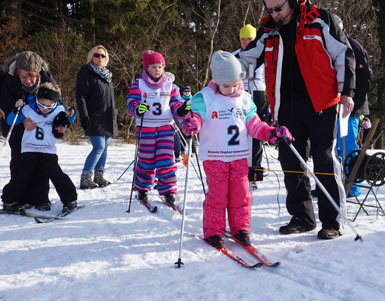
[0,141,384,301]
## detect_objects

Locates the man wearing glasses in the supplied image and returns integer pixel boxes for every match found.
[237,0,355,239]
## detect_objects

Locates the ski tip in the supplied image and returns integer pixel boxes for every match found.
[34,217,44,223]
[268,262,280,267]
[252,262,264,268]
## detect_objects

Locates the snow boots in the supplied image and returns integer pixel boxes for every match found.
[94,170,111,187]
[164,192,176,205]
[35,201,51,211]
[279,216,316,234]
[137,191,148,202]
[317,228,341,240]
[2,201,21,212]
[80,171,98,189]
[62,200,78,213]
[233,230,251,246]
[205,235,225,249]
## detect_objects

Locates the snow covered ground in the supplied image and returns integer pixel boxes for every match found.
[0,141,385,301]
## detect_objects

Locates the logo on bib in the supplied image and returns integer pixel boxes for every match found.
[211,111,218,119]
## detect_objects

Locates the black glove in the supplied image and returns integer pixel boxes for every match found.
[53,111,70,138]
[81,117,90,129]
[13,106,23,113]
[177,101,191,117]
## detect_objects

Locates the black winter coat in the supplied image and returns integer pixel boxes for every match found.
[0,69,57,138]
[75,65,118,137]
[349,37,371,116]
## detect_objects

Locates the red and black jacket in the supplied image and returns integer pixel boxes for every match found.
[238,0,355,119]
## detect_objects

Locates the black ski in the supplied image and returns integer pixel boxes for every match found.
[195,235,262,269]
[34,205,85,223]
[225,231,280,267]
[0,209,59,220]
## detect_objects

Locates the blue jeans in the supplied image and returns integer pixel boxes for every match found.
[83,136,112,172]
[337,116,360,196]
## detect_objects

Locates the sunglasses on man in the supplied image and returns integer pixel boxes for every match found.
[265,0,288,14]
[93,53,106,58]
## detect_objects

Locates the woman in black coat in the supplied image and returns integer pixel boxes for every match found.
[76,45,118,189]
[0,51,59,211]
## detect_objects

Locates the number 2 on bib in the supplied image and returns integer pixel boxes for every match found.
[228,125,240,145]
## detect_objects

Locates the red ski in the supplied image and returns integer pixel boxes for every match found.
[225,231,280,267]
[196,235,262,269]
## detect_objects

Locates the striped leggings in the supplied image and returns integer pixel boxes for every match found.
[134,124,177,195]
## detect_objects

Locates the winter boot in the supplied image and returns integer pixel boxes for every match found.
[62,201,78,213]
[2,201,22,212]
[279,216,316,234]
[80,171,98,189]
[94,170,111,187]
[317,227,341,240]
[233,230,251,246]
[137,191,148,202]
[205,235,225,249]
[35,201,52,211]
[20,202,33,210]
[164,192,176,205]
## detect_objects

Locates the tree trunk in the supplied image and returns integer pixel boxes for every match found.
[90,0,96,45]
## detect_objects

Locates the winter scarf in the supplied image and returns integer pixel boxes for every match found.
[87,62,112,83]
[141,71,168,89]
[22,77,41,95]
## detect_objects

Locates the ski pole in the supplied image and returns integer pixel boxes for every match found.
[284,138,362,242]
[175,135,193,268]
[176,111,195,268]
[370,125,384,148]
[192,134,206,195]
[175,126,206,196]
[127,101,147,213]
[116,159,135,182]
[174,123,188,149]
[0,107,21,156]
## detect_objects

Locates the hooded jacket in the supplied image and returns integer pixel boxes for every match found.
[237,0,355,120]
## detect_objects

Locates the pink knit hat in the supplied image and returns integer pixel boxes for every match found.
[142,50,166,70]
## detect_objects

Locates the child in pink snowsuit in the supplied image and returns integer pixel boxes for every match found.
[183,50,293,248]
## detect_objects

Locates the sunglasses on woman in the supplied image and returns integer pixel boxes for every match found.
[36,98,57,110]
[93,53,106,58]
[265,0,288,14]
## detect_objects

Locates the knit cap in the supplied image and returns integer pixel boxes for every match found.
[239,24,256,39]
[210,50,245,85]
[142,50,166,70]
[14,51,43,72]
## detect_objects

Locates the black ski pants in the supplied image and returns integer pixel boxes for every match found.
[277,101,345,230]
[2,152,77,205]
[8,128,50,205]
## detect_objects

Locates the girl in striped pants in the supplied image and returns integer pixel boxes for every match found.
[127,50,190,204]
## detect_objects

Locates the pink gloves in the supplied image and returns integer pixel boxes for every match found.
[182,117,200,136]
[269,126,294,144]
